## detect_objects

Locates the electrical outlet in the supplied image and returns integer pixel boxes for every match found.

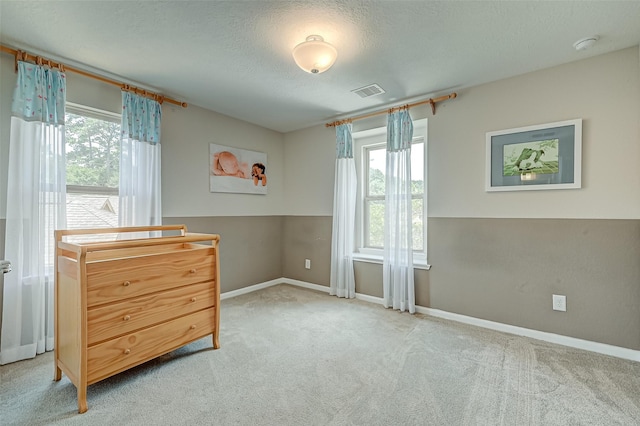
[552,294,566,312]
[305,259,311,269]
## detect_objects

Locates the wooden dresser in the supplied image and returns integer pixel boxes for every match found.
[53,225,220,413]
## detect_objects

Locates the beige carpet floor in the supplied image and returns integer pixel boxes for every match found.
[2,284,640,425]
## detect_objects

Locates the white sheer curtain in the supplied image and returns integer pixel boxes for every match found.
[383,109,415,313]
[330,123,357,298]
[119,92,162,227]
[1,61,67,365]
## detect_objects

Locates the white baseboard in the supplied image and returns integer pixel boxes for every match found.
[220,278,285,300]
[221,278,640,362]
[280,278,331,293]
[220,277,329,300]
[354,292,384,305]
[417,307,640,362]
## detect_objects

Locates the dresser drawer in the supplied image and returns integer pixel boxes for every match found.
[85,246,215,307]
[87,308,216,384]
[87,281,216,346]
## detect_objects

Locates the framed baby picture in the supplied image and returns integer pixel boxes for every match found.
[209,143,267,194]
[485,119,582,192]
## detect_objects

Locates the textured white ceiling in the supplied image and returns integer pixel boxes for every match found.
[1,1,639,133]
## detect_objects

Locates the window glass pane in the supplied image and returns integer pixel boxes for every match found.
[412,198,424,251]
[367,147,386,196]
[411,142,424,195]
[66,112,120,188]
[65,110,120,230]
[366,199,385,248]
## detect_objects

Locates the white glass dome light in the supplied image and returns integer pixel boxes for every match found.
[292,35,338,74]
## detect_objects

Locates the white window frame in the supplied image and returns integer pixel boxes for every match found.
[352,118,430,269]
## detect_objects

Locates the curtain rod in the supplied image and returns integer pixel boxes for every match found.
[325,92,457,128]
[0,44,188,108]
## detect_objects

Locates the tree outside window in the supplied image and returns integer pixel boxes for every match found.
[65,106,121,232]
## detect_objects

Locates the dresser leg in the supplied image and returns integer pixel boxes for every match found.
[213,333,220,349]
[54,365,62,381]
[77,387,88,413]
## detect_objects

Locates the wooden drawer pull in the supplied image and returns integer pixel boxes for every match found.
[124,348,131,355]
[190,269,197,274]
[191,297,197,302]
[123,281,131,287]
[190,325,196,330]
[123,315,131,321]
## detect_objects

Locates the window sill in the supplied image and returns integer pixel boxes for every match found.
[352,253,431,270]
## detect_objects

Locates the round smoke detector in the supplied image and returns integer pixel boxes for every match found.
[573,36,599,51]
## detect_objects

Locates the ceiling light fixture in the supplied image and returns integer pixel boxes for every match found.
[292,35,337,74]
[573,35,599,51]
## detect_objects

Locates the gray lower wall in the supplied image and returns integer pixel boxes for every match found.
[282,216,332,285]
[280,216,430,306]
[281,216,640,351]
[163,216,284,293]
[428,217,640,351]
[2,216,639,351]
[354,262,431,308]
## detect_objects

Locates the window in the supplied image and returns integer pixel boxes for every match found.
[65,104,121,232]
[354,119,429,268]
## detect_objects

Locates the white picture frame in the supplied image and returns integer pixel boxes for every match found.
[485,119,582,192]
[209,144,268,195]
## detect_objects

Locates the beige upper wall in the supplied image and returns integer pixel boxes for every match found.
[0,53,286,219]
[161,103,284,217]
[283,47,640,219]
[1,47,638,219]
[283,124,336,216]
[429,47,639,219]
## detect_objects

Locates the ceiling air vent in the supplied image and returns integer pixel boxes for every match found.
[351,83,386,98]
